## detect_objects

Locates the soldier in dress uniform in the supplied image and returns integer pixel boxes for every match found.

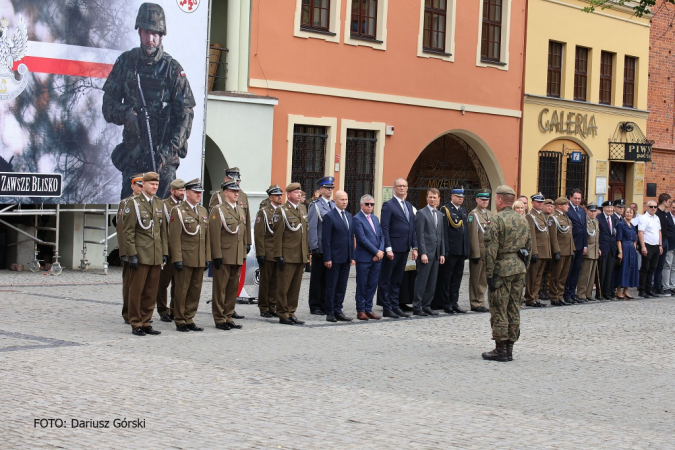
[254,185,284,318]
[117,173,144,324]
[169,179,210,332]
[307,177,336,315]
[209,180,246,330]
[523,193,550,307]
[539,198,556,300]
[156,178,185,322]
[123,171,168,336]
[577,204,600,301]
[548,197,575,306]
[274,183,310,325]
[468,189,492,313]
[482,185,532,362]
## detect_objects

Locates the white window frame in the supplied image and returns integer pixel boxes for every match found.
[286,115,338,187]
[344,0,389,51]
[476,0,512,71]
[294,0,343,44]
[417,0,457,63]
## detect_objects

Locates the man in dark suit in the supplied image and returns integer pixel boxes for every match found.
[307,177,336,315]
[353,194,384,320]
[322,190,355,322]
[564,189,587,302]
[653,193,671,294]
[378,178,418,318]
[597,201,617,300]
[661,202,675,295]
[413,188,445,316]
[434,187,469,314]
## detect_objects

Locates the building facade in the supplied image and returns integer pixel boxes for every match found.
[521,0,651,209]
[248,0,527,213]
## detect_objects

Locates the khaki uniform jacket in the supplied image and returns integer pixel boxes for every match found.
[549,210,575,256]
[116,195,134,257]
[584,218,600,260]
[468,207,492,259]
[169,203,211,267]
[254,203,277,261]
[162,197,182,256]
[527,209,552,259]
[123,194,168,265]
[210,189,251,246]
[209,201,246,265]
[273,201,309,264]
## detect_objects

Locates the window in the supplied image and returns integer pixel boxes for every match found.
[423,0,447,52]
[564,148,588,199]
[351,0,378,40]
[623,56,636,108]
[344,129,377,216]
[292,125,328,192]
[599,51,613,105]
[547,41,563,98]
[481,0,502,62]
[538,151,562,200]
[301,0,330,31]
[574,47,588,101]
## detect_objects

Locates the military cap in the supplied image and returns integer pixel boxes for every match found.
[170,178,185,190]
[613,199,626,208]
[221,180,240,191]
[266,184,283,196]
[143,172,159,182]
[225,167,241,180]
[586,203,598,211]
[544,199,555,205]
[130,173,144,186]
[601,200,612,207]
[475,189,491,199]
[318,176,335,188]
[286,182,302,192]
[184,179,204,192]
[495,185,516,196]
[450,187,465,197]
[555,196,568,205]
[531,193,545,202]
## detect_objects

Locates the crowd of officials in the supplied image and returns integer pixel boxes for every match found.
[115,167,671,361]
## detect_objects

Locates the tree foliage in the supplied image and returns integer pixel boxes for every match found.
[584,0,675,17]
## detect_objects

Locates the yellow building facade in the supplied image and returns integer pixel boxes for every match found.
[521,0,651,210]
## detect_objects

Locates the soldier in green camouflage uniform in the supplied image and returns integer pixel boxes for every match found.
[483,185,532,362]
[102,2,195,200]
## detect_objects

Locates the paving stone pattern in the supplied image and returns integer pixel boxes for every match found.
[0,266,673,449]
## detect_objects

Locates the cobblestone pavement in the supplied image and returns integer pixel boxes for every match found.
[1,265,673,449]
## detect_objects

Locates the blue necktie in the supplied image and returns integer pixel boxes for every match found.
[341,210,349,229]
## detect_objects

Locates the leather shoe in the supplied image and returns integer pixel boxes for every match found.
[365,312,382,320]
[382,309,400,318]
[227,321,243,329]
[310,309,327,315]
[131,327,146,336]
[260,311,274,318]
[175,323,190,332]
[335,313,353,322]
[443,308,456,314]
[215,322,231,330]
[232,311,245,319]
[160,314,173,322]
[357,312,369,320]
[392,308,410,317]
[412,308,428,316]
[187,323,204,331]
[143,326,161,335]
[326,314,338,322]
[471,306,489,313]
[123,318,130,324]
[279,318,295,325]
[452,305,467,314]
[290,316,305,325]
[423,307,439,316]
[269,311,279,317]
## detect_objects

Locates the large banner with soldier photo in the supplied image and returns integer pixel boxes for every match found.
[0,0,207,203]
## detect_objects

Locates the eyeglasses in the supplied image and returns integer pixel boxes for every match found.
[648,205,657,209]
[363,203,374,206]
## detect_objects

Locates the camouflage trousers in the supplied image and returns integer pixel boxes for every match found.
[488,273,524,343]
[120,164,177,200]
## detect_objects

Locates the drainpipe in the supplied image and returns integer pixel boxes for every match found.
[517,0,529,194]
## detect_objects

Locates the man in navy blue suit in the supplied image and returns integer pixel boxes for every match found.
[353,194,384,320]
[564,189,587,302]
[322,190,355,322]
[378,178,418,318]
[597,200,618,300]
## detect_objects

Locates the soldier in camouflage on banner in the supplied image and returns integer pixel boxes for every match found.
[102,2,195,200]
[483,185,532,362]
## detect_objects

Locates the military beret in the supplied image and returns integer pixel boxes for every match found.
[451,187,465,197]
[495,185,516,196]
[130,173,144,186]
[613,199,626,207]
[184,178,204,192]
[544,199,555,205]
[286,182,302,192]
[475,189,491,199]
[555,196,568,205]
[266,184,283,196]
[531,192,545,202]
[221,180,240,191]
[170,178,185,189]
[143,172,159,182]
[318,176,335,188]
[586,203,598,211]
[601,200,612,207]
[225,167,241,180]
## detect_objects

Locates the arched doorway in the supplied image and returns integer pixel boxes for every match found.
[204,135,228,195]
[407,133,491,212]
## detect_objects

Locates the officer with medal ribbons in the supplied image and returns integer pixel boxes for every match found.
[123,171,168,336]
[273,183,310,325]
[254,185,284,318]
[577,204,601,301]
[156,178,185,322]
[307,177,336,315]
[523,193,550,307]
[548,197,575,306]
[209,180,246,330]
[468,189,492,313]
[117,173,144,324]
[169,179,210,332]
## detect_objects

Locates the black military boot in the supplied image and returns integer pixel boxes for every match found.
[482,341,508,362]
[506,341,514,361]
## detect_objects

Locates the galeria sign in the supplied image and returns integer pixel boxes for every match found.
[538,108,598,139]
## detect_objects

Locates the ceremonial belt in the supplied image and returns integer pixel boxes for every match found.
[497,252,518,260]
